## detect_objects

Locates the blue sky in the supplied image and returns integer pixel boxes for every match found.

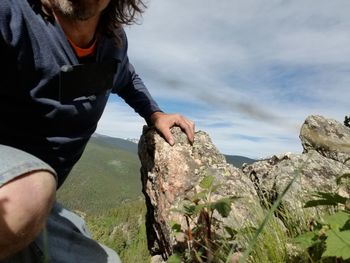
[96,0,350,159]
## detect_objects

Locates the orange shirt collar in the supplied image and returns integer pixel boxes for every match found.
[67,37,97,58]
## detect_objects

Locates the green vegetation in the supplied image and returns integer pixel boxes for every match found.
[57,137,142,214]
[236,209,292,263]
[57,135,151,262]
[227,159,350,263]
[169,175,238,262]
[294,173,350,262]
[86,199,151,263]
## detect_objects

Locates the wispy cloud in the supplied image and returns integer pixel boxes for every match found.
[97,0,350,158]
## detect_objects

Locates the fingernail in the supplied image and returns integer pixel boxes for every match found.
[169,139,175,145]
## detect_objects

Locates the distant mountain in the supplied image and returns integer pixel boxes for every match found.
[57,134,142,214]
[224,154,256,168]
[91,133,255,167]
[125,138,139,144]
[91,133,138,154]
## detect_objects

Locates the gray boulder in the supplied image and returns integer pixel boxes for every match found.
[139,127,260,260]
[300,115,350,166]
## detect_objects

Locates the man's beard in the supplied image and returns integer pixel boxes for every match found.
[49,0,101,21]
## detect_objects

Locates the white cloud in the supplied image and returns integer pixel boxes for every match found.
[96,99,146,139]
[98,0,350,158]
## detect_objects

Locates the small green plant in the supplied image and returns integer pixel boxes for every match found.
[294,173,350,262]
[168,175,239,263]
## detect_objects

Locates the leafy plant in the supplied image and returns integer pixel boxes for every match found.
[294,173,350,262]
[168,175,239,263]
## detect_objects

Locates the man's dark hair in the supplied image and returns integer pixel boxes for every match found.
[99,0,146,45]
[40,0,146,45]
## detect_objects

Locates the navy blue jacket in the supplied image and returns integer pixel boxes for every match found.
[0,0,161,187]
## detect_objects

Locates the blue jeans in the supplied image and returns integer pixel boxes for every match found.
[0,145,121,263]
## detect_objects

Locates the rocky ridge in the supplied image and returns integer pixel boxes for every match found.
[138,115,350,262]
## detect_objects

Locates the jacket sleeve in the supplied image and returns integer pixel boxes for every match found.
[112,30,162,125]
[0,0,11,44]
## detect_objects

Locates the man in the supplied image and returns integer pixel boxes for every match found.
[0,0,195,262]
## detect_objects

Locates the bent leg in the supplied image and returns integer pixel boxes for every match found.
[0,145,57,260]
[0,145,121,262]
[34,203,122,263]
[3,203,122,263]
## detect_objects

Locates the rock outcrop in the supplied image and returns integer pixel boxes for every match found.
[300,115,350,167]
[138,115,350,261]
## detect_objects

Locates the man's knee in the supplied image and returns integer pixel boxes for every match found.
[0,170,56,258]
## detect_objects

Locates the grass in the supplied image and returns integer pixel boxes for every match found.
[86,199,151,263]
[237,215,290,263]
[234,202,315,263]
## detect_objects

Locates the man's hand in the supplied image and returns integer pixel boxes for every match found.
[150,112,195,146]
